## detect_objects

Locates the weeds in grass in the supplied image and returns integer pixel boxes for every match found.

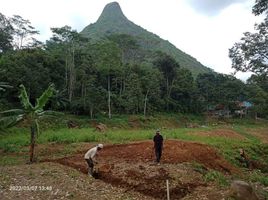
[263,191,268,199]
[69,170,81,179]
[0,155,24,166]
[232,126,261,143]
[191,162,207,175]
[204,170,229,187]
[247,170,268,186]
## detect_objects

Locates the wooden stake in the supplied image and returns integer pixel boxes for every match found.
[166,179,170,200]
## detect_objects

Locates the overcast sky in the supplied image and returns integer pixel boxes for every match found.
[1,0,263,81]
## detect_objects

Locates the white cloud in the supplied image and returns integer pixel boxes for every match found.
[1,0,262,81]
[186,0,248,16]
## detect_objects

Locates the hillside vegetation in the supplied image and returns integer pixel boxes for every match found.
[1,2,267,119]
[80,2,212,77]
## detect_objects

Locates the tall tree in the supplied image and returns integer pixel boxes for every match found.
[74,44,102,116]
[229,19,268,76]
[10,15,40,49]
[229,0,268,76]
[122,71,143,114]
[153,52,180,111]
[49,26,89,103]
[140,64,161,117]
[171,68,194,112]
[197,73,217,111]
[0,13,13,52]
[247,74,268,92]
[0,48,65,101]
[93,41,121,118]
[229,0,268,118]
[108,34,139,64]
[252,0,268,15]
[196,73,246,111]
[246,83,268,118]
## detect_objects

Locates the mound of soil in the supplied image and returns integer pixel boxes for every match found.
[44,140,238,199]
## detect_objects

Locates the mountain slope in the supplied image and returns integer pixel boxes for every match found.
[80,2,212,76]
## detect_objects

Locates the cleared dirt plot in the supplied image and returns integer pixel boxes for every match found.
[44,140,238,199]
[0,162,153,200]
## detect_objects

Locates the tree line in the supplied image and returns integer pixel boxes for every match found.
[0,1,267,119]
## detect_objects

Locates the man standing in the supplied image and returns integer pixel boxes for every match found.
[153,129,163,164]
[84,144,103,176]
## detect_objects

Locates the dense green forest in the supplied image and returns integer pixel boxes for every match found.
[0,0,267,119]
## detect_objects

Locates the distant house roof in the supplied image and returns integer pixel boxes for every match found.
[243,101,253,108]
[208,104,226,111]
[238,101,253,108]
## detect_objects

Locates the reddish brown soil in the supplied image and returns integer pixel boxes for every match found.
[44,140,238,199]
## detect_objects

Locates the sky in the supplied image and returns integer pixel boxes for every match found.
[1,0,263,81]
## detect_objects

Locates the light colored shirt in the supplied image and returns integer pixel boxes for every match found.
[84,146,98,159]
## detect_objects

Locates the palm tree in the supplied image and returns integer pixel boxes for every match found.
[0,84,56,163]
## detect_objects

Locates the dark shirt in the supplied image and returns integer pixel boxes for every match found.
[153,134,163,149]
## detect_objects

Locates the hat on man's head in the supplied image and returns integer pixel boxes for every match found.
[156,129,160,133]
[97,144,104,149]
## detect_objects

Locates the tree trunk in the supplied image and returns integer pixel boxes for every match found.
[82,82,86,110]
[68,42,75,102]
[166,78,174,112]
[65,56,68,88]
[144,89,149,118]
[29,126,36,163]
[19,34,24,49]
[123,79,126,93]
[108,75,111,119]
[166,77,169,96]
[90,106,93,119]
[120,78,123,96]
[166,77,169,111]
[206,88,209,112]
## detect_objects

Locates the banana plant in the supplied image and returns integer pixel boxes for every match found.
[0,84,57,163]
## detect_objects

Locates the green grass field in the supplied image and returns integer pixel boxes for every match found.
[0,115,268,198]
[1,116,267,165]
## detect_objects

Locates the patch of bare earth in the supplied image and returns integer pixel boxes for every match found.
[188,129,246,140]
[0,162,153,200]
[43,140,238,199]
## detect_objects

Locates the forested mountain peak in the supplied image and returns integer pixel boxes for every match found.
[97,2,127,23]
[81,2,212,76]
[81,1,141,37]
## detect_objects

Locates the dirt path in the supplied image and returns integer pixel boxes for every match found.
[43,140,238,199]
